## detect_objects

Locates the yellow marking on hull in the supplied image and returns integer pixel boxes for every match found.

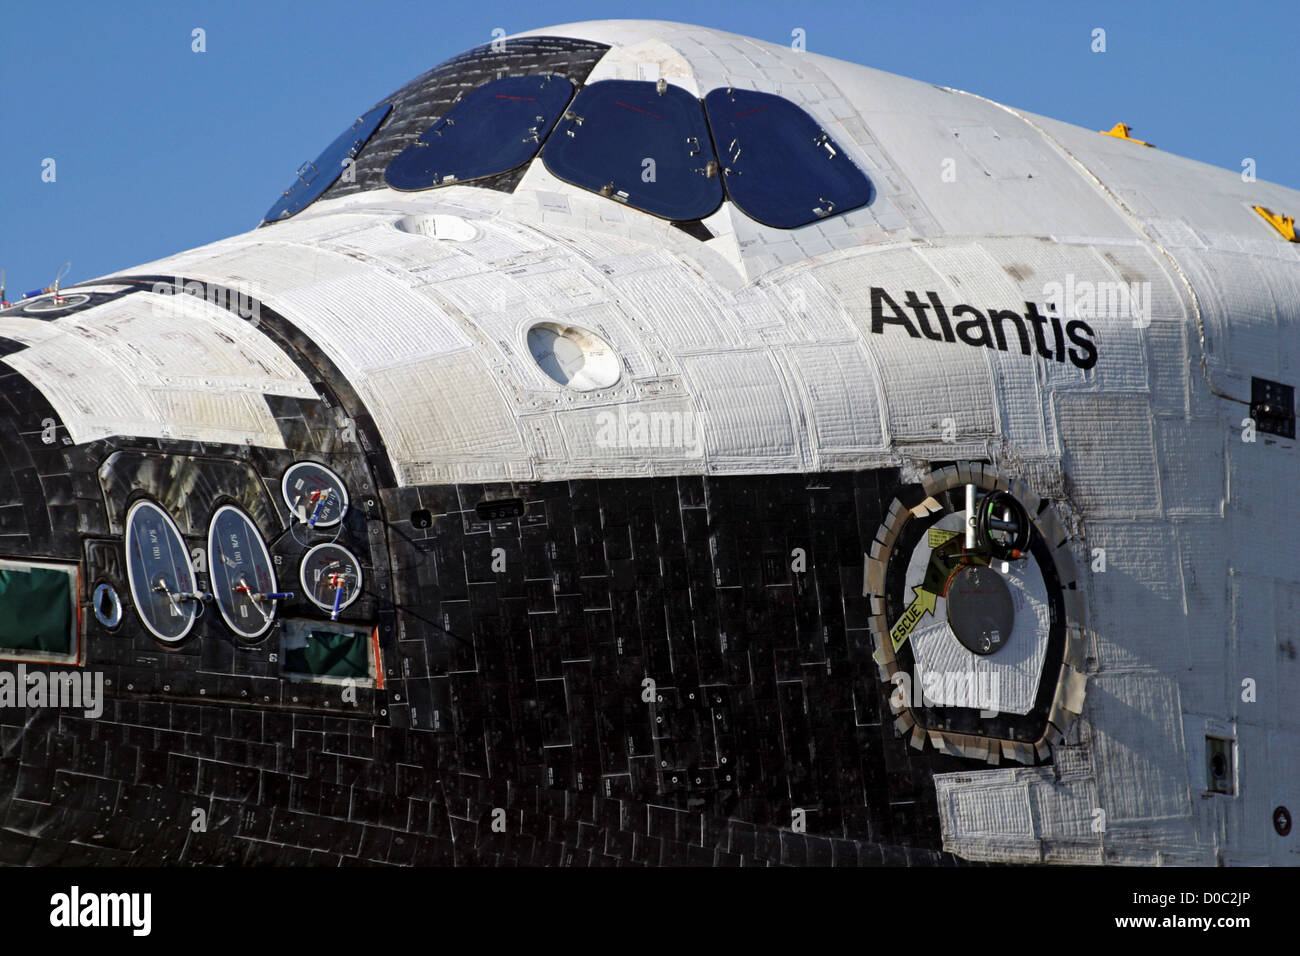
[889,585,939,653]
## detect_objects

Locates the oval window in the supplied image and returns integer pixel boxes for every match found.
[125,500,199,643]
[526,322,621,391]
[208,505,280,640]
[92,582,123,629]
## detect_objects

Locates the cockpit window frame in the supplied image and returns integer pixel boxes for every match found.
[262,102,393,224]
[384,74,575,192]
[541,79,725,223]
[702,86,874,229]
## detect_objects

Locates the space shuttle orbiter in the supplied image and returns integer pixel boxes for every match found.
[0,20,1296,866]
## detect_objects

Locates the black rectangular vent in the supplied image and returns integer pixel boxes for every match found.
[475,497,526,521]
[1251,376,1295,439]
[1206,735,1236,795]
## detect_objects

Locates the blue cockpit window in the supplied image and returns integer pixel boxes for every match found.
[542,80,723,222]
[384,74,574,191]
[703,88,872,229]
[263,102,392,223]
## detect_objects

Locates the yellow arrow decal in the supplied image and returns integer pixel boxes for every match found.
[889,585,939,653]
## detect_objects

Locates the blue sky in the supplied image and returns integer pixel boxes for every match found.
[2,0,1296,293]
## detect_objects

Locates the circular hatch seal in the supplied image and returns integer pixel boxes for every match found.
[22,293,91,314]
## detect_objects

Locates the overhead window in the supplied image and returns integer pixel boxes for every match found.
[385,74,574,191]
[703,88,872,228]
[0,558,78,661]
[263,102,392,223]
[542,79,723,221]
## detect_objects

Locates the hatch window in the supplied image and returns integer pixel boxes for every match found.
[703,87,872,228]
[386,74,573,191]
[542,79,723,221]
